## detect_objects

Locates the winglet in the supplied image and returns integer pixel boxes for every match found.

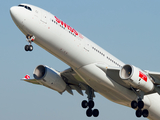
[24,74,30,79]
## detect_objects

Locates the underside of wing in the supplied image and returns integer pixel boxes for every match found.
[96,64,130,88]
[146,71,160,85]
[22,78,41,85]
[97,64,160,95]
[22,67,94,97]
[60,68,93,96]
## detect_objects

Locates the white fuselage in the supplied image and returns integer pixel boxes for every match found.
[10,4,160,120]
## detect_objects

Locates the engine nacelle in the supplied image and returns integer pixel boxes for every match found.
[119,64,154,93]
[33,65,66,93]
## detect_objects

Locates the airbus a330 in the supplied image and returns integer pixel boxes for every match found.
[10,3,160,120]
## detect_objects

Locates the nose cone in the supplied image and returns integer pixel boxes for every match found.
[10,6,24,27]
[10,6,18,21]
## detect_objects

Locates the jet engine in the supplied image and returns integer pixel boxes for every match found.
[119,64,154,93]
[33,65,66,93]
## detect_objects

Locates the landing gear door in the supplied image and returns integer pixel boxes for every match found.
[41,10,47,24]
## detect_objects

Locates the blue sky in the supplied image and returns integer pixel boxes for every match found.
[1,0,160,120]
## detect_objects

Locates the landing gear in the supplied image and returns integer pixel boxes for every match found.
[25,34,35,51]
[25,45,33,51]
[130,89,149,118]
[136,109,142,118]
[82,100,99,117]
[81,86,99,117]
[82,100,88,108]
[132,100,149,118]
[142,109,149,118]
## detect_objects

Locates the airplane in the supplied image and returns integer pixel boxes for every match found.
[10,3,160,120]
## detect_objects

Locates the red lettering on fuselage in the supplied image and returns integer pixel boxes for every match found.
[139,71,147,82]
[55,16,78,36]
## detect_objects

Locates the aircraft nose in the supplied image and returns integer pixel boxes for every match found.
[10,6,18,22]
[10,6,17,19]
[10,6,24,28]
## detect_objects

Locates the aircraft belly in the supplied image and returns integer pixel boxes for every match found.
[145,93,160,120]
[75,64,137,106]
[75,64,160,120]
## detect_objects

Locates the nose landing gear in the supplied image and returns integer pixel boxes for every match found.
[25,34,35,51]
[81,86,99,117]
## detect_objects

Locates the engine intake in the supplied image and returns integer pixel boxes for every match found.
[119,64,154,93]
[33,65,66,93]
[34,65,46,79]
[120,65,133,80]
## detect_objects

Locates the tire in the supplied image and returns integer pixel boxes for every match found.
[82,100,88,108]
[138,101,144,109]
[93,109,99,117]
[131,100,138,109]
[88,100,94,108]
[136,109,142,118]
[142,109,149,118]
[29,45,33,51]
[25,45,29,51]
[86,108,92,117]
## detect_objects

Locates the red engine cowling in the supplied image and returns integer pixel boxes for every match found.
[119,64,154,93]
[33,65,66,93]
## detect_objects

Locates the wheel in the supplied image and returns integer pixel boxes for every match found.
[142,109,149,118]
[88,100,94,108]
[93,109,99,117]
[138,101,144,109]
[86,108,92,117]
[82,100,88,108]
[29,45,33,51]
[136,109,142,118]
[25,45,29,51]
[131,100,138,109]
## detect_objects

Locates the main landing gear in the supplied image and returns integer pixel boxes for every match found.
[24,34,35,51]
[81,86,99,117]
[131,99,149,118]
[130,88,149,118]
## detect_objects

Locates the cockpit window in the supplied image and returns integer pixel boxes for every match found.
[18,4,32,11]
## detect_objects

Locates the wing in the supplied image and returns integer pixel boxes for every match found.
[97,63,160,95]
[96,64,130,88]
[145,71,160,94]
[146,71,160,85]
[21,74,41,85]
[22,68,95,97]
[23,79,41,85]
[60,68,94,96]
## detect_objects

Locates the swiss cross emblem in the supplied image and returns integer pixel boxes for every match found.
[139,71,147,82]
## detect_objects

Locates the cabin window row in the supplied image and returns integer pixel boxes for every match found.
[92,47,105,56]
[51,19,76,37]
[106,56,121,67]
